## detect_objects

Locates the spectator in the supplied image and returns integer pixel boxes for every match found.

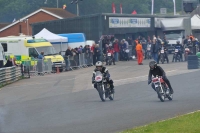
[141,37,147,59]
[38,51,44,59]
[136,41,143,65]
[123,39,129,61]
[65,47,73,70]
[151,39,159,63]
[113,39,120,62]
[12,57,18,66]
[91,43,96,65]
[128,37,133,46]
[4,57,13,67]
[94,44,101,63]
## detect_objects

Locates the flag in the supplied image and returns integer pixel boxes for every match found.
[12,18,16,23]
[112,3,116,13]
[63,4,67,9]
[173,0,176,15]
[132,10,137,14]
[120,3,122,14]
[151,0,154,15]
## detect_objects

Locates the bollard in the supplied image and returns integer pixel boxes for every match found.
[56,67,60,74]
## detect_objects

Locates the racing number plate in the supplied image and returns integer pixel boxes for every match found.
[175,49,179,52]
[107,53,111,56]
[161,50,164,53]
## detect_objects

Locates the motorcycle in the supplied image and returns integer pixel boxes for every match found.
[146,45,151,59]
[94,71,114,102]
[152,76,173,102]
[173,48,181,62]
[106,53,113,65]
[160,47,167,64]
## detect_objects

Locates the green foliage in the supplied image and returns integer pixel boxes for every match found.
[0,0,182,22]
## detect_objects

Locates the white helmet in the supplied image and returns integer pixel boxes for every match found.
[95,61,103,67]
[109,43,112,47]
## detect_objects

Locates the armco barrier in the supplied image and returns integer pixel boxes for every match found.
[0,66,22,85]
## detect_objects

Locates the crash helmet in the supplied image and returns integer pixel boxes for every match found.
[95,61,103,71]
[176,40,180,44]
[109,43,112,47]
[149,61,157,70]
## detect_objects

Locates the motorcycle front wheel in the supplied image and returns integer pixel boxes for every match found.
[97,84,105,102]
[156,86,165,102]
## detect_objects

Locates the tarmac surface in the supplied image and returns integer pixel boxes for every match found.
[0,58,200,133]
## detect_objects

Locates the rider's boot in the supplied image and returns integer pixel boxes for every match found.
[110,84,115,93]
[169,87,174,94]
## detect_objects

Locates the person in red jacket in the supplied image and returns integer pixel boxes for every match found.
[106,44,115,65]
[113,39,120,62]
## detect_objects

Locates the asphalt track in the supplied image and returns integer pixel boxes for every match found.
[0,60,200,133]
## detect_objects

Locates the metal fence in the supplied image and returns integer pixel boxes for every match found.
[64,53,94,70]
[21,59,52,76]
[0,66,22,85]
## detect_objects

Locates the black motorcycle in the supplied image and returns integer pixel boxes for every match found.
[159,47,168,64]
[172,48,181,62]
[94,71,114,102]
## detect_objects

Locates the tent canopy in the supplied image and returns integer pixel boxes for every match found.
[35,28,68,43]
[160,18,184,31]
[191,14,200,30]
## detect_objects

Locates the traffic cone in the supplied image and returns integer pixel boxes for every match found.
[56,67,60,74]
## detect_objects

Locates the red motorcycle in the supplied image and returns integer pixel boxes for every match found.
[152,76,173,102]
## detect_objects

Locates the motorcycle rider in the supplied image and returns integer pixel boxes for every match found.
[148,61,174,94]
[92,61,115,93]
[106,44,115,65]
[172,40,183,62]
[158,42,169,64]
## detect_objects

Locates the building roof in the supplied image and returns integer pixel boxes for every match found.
[0,8,76,33]
[41,7,76,18]
[0,23,10,29]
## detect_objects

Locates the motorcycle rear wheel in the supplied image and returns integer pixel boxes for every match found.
[167,93,173,101]
[109,93,114,100]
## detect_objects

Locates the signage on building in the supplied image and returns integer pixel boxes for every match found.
[109,17,151,28]
[160,8,167,14]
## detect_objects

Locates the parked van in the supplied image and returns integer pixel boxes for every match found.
[58,33,86,49]
[0,36,65,71]
[0,44,6,68]
[86,40,95,47]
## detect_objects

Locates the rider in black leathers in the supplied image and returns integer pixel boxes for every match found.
[172,40,183,62]
[148,61,174,94]
[92,61,115,93]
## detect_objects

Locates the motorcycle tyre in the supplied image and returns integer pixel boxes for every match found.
[97,85,105,102]
[109,92,114,100]
[156,86,165,102]
[167,93,173,101]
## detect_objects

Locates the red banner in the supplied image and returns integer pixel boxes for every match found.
[112,3,116,13]
[120,3,122,14]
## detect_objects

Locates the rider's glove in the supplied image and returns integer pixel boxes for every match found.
[148,80,151,85]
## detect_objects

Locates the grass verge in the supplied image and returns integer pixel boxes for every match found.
[121,110,200,133]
